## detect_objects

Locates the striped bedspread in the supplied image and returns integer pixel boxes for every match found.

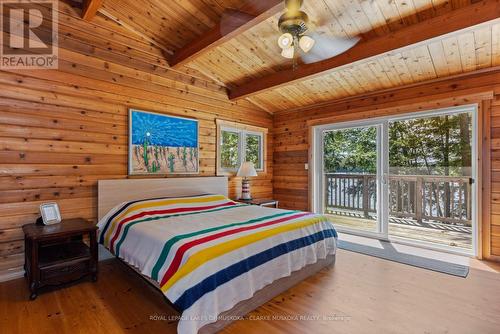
[98,194,337,334]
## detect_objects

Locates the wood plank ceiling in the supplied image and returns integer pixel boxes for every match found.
[98,0,500,113]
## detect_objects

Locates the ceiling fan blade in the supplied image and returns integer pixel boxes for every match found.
[308,16,348,39]
[301,33,360,64]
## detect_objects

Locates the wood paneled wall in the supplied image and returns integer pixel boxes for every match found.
[273,69,500,260]
[0,2,273,279]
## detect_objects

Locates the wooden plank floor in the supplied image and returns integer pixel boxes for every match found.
[1,251,499,334]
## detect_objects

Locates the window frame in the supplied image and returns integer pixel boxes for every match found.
[216,119,267,175]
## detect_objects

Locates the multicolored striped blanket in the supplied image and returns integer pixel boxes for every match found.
[98,194,337,334]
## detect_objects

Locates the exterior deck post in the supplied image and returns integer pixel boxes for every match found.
[363,175,369,218]
[415,176,423,223]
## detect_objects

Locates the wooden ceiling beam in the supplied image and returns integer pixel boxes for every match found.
[229,0,500,100]
[82,0,104,21]
[170,0,284,68]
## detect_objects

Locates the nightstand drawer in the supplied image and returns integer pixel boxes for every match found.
[41,260,90,283]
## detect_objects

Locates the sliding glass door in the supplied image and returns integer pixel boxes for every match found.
[387,111,474,252]
[315,122,385,236]
[313,105,477,255]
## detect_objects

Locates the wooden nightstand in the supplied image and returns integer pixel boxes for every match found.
[22,218,98,300]
[235,198,279,208]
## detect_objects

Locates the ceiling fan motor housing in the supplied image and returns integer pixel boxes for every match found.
[278,11,309,36]
[280,0,308,36]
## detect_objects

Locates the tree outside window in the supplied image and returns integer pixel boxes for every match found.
[245,134,261,170]
[221,130,240,169]
[217,121,266,174]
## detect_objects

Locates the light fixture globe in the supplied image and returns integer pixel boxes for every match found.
[281,47,295,59]
[278,33,294,49]
[299,35,315,53]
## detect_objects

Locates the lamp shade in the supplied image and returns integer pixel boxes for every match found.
[237,162,258,177]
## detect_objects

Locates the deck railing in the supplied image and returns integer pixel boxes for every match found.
[325,173,472,225]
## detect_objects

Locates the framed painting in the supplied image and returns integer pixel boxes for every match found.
[128,109,199,175]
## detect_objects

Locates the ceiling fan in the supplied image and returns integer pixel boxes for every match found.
[276,0,360,64]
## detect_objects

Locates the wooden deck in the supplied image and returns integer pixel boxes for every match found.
[325,173,472,226]
[326,210,472,251]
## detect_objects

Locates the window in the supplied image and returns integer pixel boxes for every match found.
[245,134,262,169]
[217,120,267,174]
[220,130,240,170]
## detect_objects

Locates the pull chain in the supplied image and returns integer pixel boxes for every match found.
[293,35,299,71]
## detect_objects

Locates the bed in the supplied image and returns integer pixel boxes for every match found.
[97,177,337,334]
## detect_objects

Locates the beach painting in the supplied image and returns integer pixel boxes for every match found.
[129,109,199,175]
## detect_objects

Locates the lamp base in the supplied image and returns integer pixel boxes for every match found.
[240,178,252,200]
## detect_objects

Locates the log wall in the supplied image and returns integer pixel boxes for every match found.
[0,2,273,279]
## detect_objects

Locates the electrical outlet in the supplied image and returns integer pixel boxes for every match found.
[304,163,309,170]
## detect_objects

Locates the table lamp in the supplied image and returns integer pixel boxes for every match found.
[237,161,257,200]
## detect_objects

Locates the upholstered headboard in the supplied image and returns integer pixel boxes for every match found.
[97,177,228,220]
